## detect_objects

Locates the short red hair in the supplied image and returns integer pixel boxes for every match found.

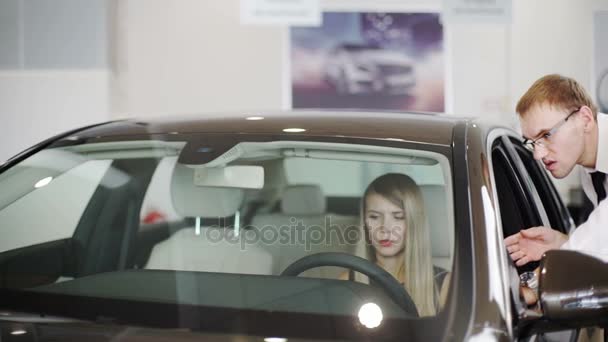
[516,74,597,119]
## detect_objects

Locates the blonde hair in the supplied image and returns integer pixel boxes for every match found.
[516,74,597,119]
[355,173,437,316]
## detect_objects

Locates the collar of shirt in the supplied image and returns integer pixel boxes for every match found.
[582,113,608,175]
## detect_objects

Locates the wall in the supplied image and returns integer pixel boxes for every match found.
[0,71,109,162]
[113,0,285,117]
[449,25,511,123]
[510,0,608,109]
[0,0,110,162]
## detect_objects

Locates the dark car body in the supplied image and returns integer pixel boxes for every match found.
[0,111,606,341]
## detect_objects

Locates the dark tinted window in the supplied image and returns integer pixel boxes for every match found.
[491,143,541,273]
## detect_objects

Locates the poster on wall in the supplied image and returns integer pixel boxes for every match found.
[290,12,444,112]
[595,11,608,113]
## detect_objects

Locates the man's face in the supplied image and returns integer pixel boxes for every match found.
[520,103,585,178]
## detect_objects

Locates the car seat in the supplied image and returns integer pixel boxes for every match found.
[145,163,273,275]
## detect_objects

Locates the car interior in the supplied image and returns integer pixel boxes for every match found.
[136,141,455,281]
[0,138,455,319]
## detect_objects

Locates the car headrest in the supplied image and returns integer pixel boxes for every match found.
[419,184,451,258]
[171,163,244,218]
[281,184,326,215]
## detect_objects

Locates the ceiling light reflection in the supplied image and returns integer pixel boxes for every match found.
[34,177,53,188]
[246,116,264,121]
[264,338,287,342]
[282,128,306,133]
[11,329,27,335]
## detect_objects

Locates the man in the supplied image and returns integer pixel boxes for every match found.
[505,74,608,268]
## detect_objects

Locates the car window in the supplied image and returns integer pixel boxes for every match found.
[491,136,579,341]
[0,151,111,253]
[139,156,182,225]
[285,158,446,196]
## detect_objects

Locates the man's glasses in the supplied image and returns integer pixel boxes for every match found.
[522,107,581,152]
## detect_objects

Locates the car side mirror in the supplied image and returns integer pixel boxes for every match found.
[540,250,608,325]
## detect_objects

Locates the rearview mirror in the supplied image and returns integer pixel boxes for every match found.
[193,165,264,189]
[540,250,608,325]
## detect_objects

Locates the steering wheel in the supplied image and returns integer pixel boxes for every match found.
[280,252,419,317]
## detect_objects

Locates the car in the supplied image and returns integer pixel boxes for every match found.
[324,44,416,95]
[0,111,606,341]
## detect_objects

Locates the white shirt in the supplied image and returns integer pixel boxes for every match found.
[561,113,608,261]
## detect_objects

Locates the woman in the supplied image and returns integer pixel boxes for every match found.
[342,173,449,316]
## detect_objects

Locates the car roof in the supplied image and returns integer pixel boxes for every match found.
[70,111,475,147]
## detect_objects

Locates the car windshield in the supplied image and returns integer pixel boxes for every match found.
[0,130,454,340]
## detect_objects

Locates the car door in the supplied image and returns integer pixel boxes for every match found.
[490,133,578,341]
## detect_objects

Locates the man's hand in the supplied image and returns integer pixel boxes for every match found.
[504,226,568,266]
[520,286,538,306]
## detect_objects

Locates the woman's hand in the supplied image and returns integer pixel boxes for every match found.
[505,227,568,266]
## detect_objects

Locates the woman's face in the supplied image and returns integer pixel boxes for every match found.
[364,192,407,257]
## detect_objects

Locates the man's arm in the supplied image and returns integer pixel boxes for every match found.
[561,199,608,261]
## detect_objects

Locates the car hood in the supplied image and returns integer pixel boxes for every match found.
[0,270,438,340]
[0,319,313,342]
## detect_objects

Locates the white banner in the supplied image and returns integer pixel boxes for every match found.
[240,0,321,26]
[442,0,512,25]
